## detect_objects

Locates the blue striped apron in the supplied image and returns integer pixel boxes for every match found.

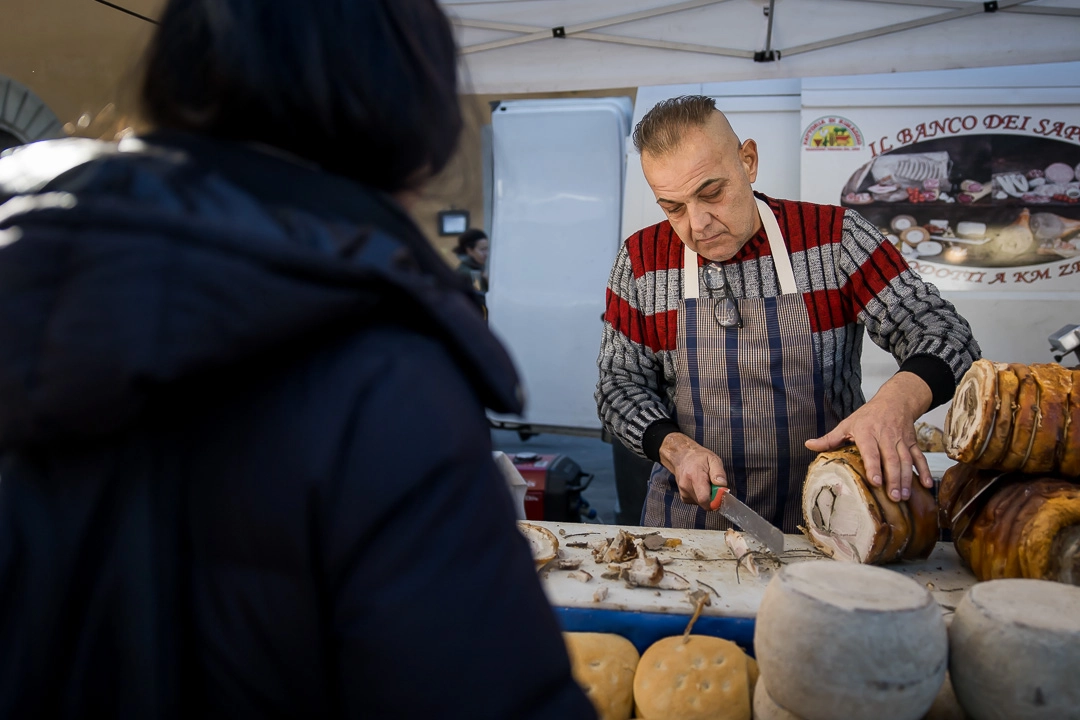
[641,199,840,533]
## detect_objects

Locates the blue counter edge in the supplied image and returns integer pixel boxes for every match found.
[555,606,757,657]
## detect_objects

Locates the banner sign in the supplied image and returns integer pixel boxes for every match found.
[801,106,1080,292]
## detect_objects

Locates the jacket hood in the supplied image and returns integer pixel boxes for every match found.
[0,134,523,447]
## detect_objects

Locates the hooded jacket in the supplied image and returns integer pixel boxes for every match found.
[0,134,594,719]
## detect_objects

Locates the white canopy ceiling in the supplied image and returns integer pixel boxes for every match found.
[441,0,1080,93]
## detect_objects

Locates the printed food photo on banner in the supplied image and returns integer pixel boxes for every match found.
[839,133,1080,269]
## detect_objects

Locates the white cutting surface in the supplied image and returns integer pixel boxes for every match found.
[529,521,975,622]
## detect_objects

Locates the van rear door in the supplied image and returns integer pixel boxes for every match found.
[487,97,632,435]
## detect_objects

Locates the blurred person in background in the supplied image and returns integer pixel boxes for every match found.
[0,1,594,718]
[453,228,490,294]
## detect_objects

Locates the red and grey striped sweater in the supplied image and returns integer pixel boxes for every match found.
[595,194,980,462]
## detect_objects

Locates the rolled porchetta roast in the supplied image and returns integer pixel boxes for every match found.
[938,463,1080,585]
[802,446,938,565]
[944,359,1080,476]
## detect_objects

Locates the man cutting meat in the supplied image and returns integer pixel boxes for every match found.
[596,96,980,533]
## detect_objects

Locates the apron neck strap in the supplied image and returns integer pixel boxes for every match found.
[682,197,798,299]
[683,243,700,300]
[755,197,797,295]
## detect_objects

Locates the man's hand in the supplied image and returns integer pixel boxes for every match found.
[659,432,727,509]
[805,371,934,502]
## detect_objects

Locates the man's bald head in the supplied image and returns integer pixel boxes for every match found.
[636,95,761,262]
[632,95,741,159]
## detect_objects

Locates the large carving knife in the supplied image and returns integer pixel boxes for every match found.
[710,486,785,555]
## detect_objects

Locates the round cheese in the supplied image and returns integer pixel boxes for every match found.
[563,632,639,720]
[754,562,947,720]
[948,579,1080,720]
[753,676,806,720]
[633,635,750,720]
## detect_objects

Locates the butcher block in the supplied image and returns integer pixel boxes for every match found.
[528,520,975,654]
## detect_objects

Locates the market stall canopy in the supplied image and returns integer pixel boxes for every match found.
[440,0,1080,93]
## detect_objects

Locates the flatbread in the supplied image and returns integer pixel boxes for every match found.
[563,632,638,720]
[633,635,750,720]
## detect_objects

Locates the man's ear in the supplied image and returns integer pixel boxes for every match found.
[740,138,759,184]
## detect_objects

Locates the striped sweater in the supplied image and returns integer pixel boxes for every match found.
[596,194,980,462]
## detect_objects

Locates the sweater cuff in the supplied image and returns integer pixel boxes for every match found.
[897,354,957,411]
[642,419,681,463]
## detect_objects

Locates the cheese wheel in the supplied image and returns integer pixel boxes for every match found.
[949,579,1080,720]
[633,635,750,720]
[754,562,947,720]
[753,676,806,720]
[563,632,638,720]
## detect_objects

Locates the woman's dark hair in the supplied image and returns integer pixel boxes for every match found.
[140,0,461,194]
[455,228,487,254]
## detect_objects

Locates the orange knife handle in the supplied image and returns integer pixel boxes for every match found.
[709,486,727,511]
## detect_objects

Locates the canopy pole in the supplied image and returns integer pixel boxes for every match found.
[754,0,779,62]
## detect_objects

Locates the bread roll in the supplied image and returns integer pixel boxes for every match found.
[563,632,638,720]
[633,635,750,720]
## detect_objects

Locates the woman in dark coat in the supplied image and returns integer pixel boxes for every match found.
[0,2,594,718]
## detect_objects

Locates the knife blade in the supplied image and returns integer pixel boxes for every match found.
[710,486,785,555]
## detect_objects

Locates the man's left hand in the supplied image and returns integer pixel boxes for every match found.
[805,371,934,502]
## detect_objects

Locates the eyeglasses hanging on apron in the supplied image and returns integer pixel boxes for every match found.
[702,263,742,329]
[641,198,841,533]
